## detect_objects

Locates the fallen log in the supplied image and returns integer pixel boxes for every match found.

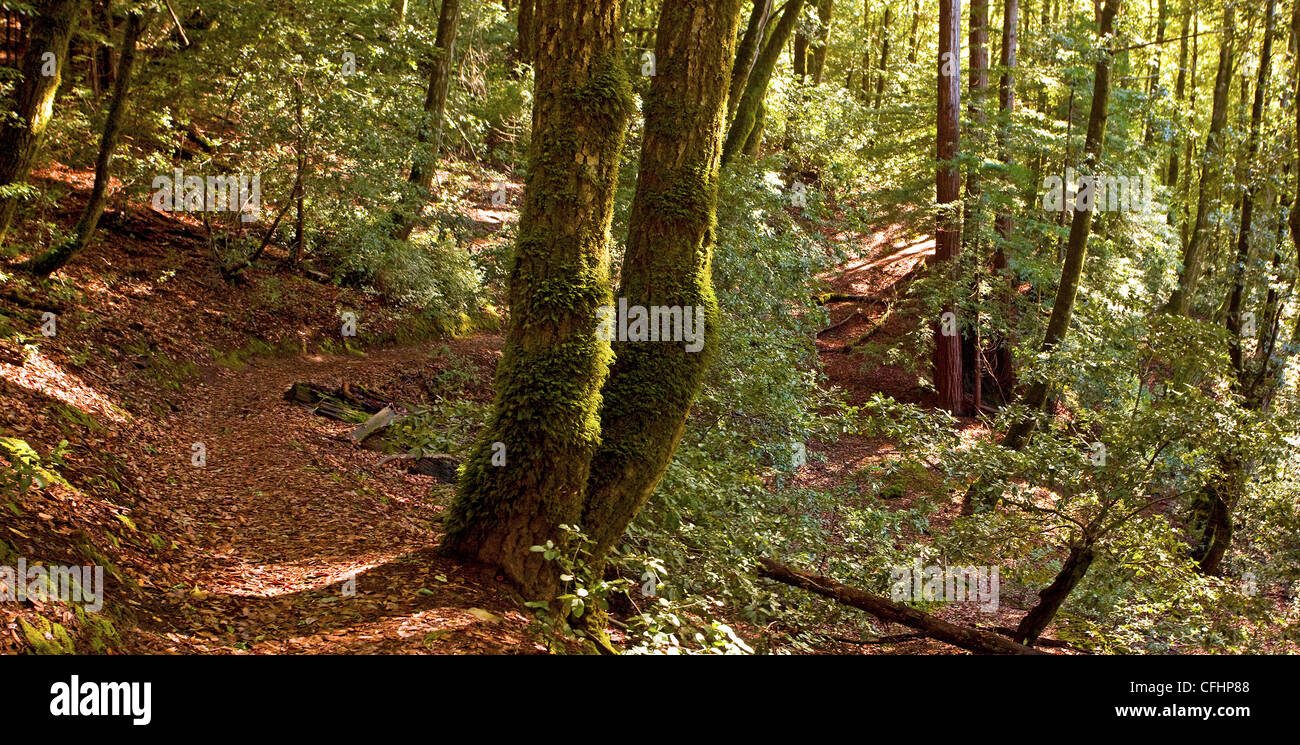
[377,452,459,483]
[756,558,1046,655]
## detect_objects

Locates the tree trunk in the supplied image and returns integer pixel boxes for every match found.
[0,0,84,248]
[582,0,742,562]
[1165,0,1190,189]
[726,0,772,127]
[757,558,1047,654]
[394,0,461,238]
[23,9,142,277]
[1165,3,1234,316]
[809,0,835,84]
[515,0,535,64]
[1013,543,1095,645]
[1000,0,1122,449]
[1226,0,1274,385]
[441,0,634,601]
[1141,0,1167,145]
[906,0,920,64]
[962,0,1122,515]
[872,4,892,106]
[722,0,805,164]
[932,0,965,416]
[989,0,1018,397]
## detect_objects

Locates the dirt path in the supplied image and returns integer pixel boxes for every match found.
[126,338,539,654]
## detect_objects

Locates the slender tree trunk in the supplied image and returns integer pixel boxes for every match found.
[0,0,84,248]
[989,0,1018,397]
[962,0,1122,516]
[394,0,462,238]
[1165,0,1190,188]
[872,5,892,106]
[960,0,988,409]
[441,0,634,601]
[516,0,535,64]
[23,9,142,277]
[1165,3,1234,316]
[907,0,921,64]
[1195,0,1278,577]
[727,0,772,127]
[1141,0,1167,145]
[722,0,805,164]
[933,0,965,415]
[1226,0,1274,385]
[582,0,743,562]
[809,0,835,83]
[1000,0,1122,448]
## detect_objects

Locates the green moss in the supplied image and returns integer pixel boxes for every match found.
[19,615,76,655]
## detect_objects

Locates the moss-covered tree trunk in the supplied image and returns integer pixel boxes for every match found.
[581,0,743,561]
[721,0,804,164]
[23,10,146,277]
[1165,4,1233,316]
[393,0,461,239]
[441,0,633,601]
[0,0,84,248]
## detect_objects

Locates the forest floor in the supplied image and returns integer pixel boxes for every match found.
[2,163,1059,654]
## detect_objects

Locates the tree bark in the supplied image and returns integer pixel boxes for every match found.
[988,0,1018,399]
[1165,0,1190,189]
[441,0,634,601]
[23,10,146,277]
[516,0,535,64]
[722,0,805,164]
[0,0,84,248]
[872,4,892,106]
[582,0,743,562]
[962,0,1122,515]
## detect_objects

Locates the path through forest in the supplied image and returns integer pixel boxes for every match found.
[127,339,539,654]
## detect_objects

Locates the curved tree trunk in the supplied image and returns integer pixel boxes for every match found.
[582,0,743,561]
[441,0,633,601]
[0,0,84,248]
[24,10,147,277]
